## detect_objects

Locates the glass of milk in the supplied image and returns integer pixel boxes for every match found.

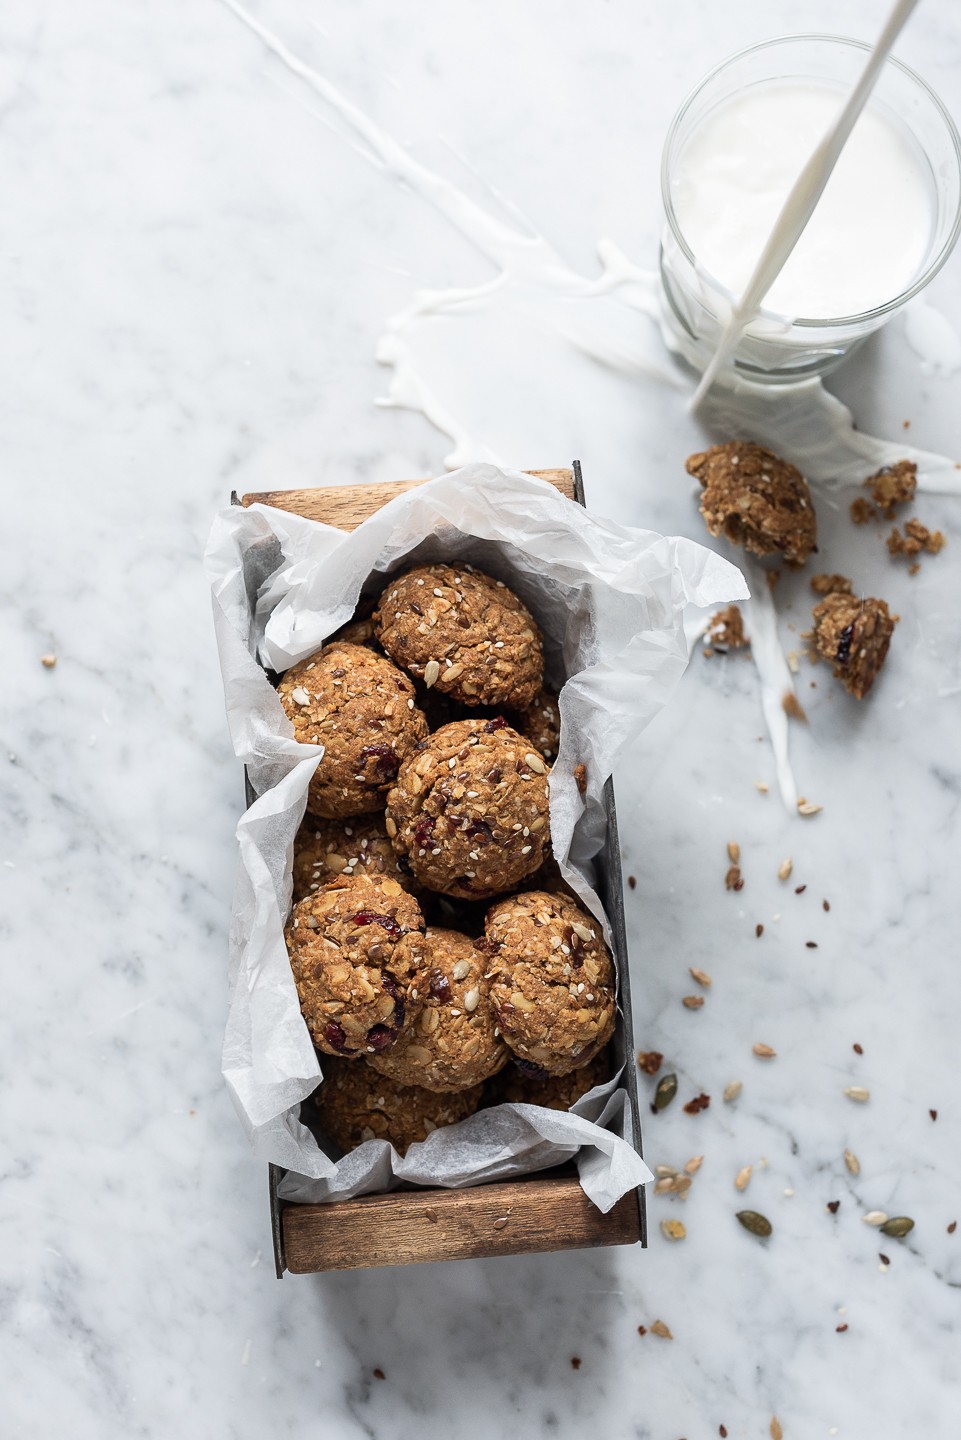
[659,35,961,383]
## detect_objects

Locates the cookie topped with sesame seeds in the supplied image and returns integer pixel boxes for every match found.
[368,927,508,1092]
[514,687,561,762]
[286,872,427,1058]
[291,814,422,905]
[484,891,616,1077]
[374,563,544,709]
[315,1057,484,1156]
[277,642,428,819]
[686,440,817,567]
[386,718,551,900]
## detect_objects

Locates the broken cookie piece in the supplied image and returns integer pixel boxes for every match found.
[864,460,917,518]
[686,441,817,567]
[849,497,876,526]
[886,518,946,560]
[707,604,750,650]
[811,592,898,700]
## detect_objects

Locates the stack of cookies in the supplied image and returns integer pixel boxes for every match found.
[279,562,616,1156]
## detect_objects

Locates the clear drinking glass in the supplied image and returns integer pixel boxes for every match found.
[659,35,961,384]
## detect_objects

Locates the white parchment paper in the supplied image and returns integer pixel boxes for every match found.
[206,466,746,1210]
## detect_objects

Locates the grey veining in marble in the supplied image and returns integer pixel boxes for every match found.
[3,2,960,1437]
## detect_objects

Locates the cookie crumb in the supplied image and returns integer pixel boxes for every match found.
[637,1050,664,1075]
[683,1092,711,1114]
[628,874,637,890]
[782,691,807,722]
[573,762,587,795]
[707,604,750,650]
[865,459,917,517]
[850,496,876,525]
[811,573,853,596]
[373,1368,386,1381]
[570,1356,581,1370]
[40,654,57,669]
[725,865,743,891]
[887,518,946,559]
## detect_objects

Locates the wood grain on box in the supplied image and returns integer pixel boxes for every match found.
[239,467,575,529]
[239,463,644,1274]
[282,1172,640,1274]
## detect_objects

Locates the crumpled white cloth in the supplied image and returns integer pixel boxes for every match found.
[205,465,746,1210]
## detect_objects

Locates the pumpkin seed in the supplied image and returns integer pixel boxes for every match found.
[736,1209,772,1238]
[880,1216,915,1238]
[654,1073,678,1111]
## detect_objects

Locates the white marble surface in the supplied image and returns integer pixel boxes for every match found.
[3,2,960,1437]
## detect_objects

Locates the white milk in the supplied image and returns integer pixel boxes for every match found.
[671,82,934,319]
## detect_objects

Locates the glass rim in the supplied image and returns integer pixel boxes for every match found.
[660,33,961,328]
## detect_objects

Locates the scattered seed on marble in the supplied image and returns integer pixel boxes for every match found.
[845,1087,870,1102]
[853,1043,863,1055]
[844,1150,861,1176]
[685,1155,704,1175]
[879,1252,890,1265]
[650,1320,673,1339]
[753,1043,776,1058]
[862,1211,888,1227]
[880,1216,915,1238]
[795,884,807,894]
[689,967,712,987]
[930,1109,938,1122]
[737,1210,773,1238]
[836,1323,848,1333]
[756,923,764,937]
[654,1164,678,1179]
[654,1074,678,1111]
[735,1165,752,1191]
[770,1417,783,1440]
[682,994,705,1010]
[41,654,57,669]
[660,1219,686,1241]
[827,1200,840,1214]
[727,841,741,864]
[823,899,831,912]
[798,799,823,816]
[778,858,793,881]
[723,1081,743,1103]
[628,875,637,890]
[947,1221,957,1234]
[755,780,769,793]
[806,941,818,949]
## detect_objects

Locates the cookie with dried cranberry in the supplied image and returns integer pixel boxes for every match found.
[374,563,544,709]
[484,890,616,1077]
[315,1058,483,1156]
[286,873,427,1058]
[277,642,428,819]
[491,1047,611,1110]
[811,591,898,699]
[368,928,508,1092]
[514,688,561,762]
[291,814,422,905]
[686,440,817,567]
[386,717,550,900]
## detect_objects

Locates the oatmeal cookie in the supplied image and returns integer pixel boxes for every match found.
[315,1058,483,1156]
[368,928,508,1092]
[811,592,898,700]
[291,814,422,905]
[490,1048,611,1110]
[374,563,544,709]
[386,717,551,900]
[686,440,817,566]
[484,890,616,1077]
[286,872,427,1058]
[514,688,561,762]
[277,642,428,819]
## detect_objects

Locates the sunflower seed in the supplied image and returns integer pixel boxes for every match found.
[682,995,705,1010]
[735,1165,752,1191]
[727,841,741,864]
[689,967,712,987]
[451,959,471,981]
[654,1165,678,1179]
[463,987,480,1013]
[845,1086,871,1102]
[862,1211,888,1227]
[736,1210,772,1238]
[843,1149,860,1176]
[423,660,441,688]
[778,858,793,881]
[650,1320,673,1339]
[684,1155,704,1175]
[723,1080,743,1103]
[797,800,823,816]
[753,1043,777,1058]
[879,1216,915,1238]
[660,1219,686,1241]
[524,752,547,774]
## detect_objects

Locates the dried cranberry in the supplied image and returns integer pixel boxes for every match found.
[359,744,400,781]
[350,910,401,938]
[366,1025,396,1051]
[413,815,435,848]
[323,1021,349,1053]
[429,970,452,1003]
[512,1058,550,1081]
[835,623,855,665]
[483,715,508,732]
